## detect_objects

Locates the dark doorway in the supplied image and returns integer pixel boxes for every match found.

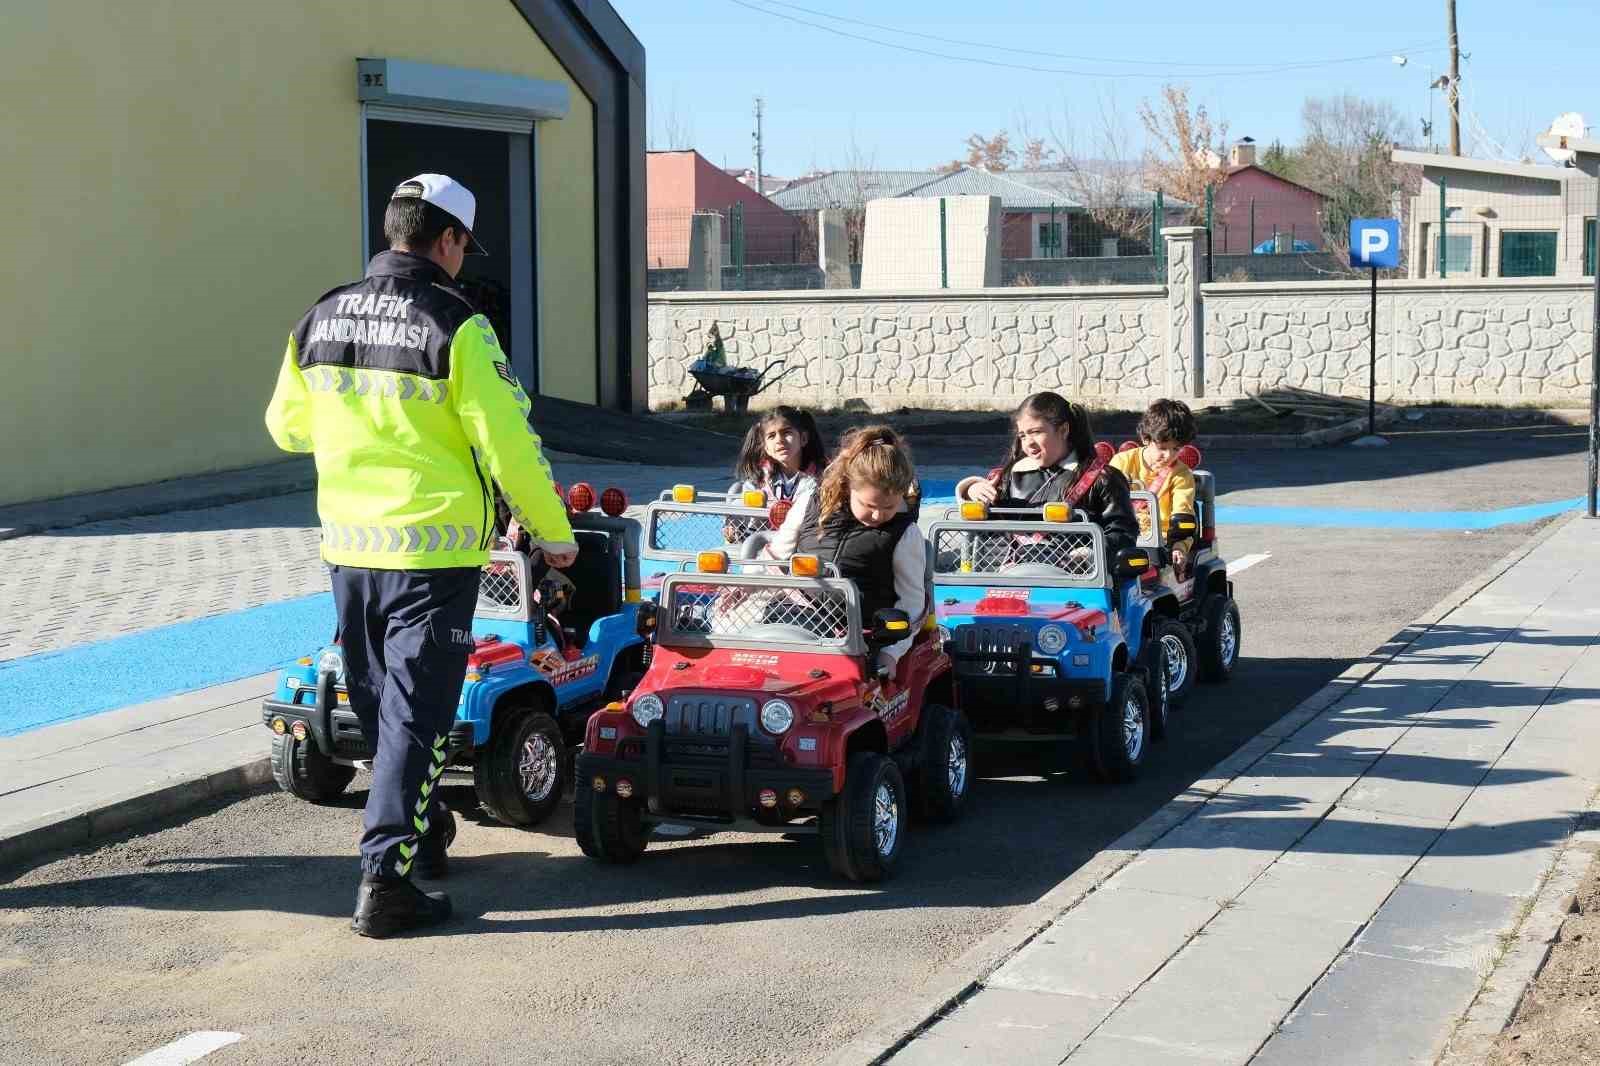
[365,119,537,391]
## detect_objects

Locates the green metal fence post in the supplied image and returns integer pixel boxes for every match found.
[1438,177,1447,279]
[731,202,745,289]
[1049,202,1057,258]
[1154,190,1165,276]
[939,197,948,289]
[1249,199,1256,254]
[1204,185,1214,282]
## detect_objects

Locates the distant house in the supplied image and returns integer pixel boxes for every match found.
[724,166,794,197]
[1209,140,1329,254]
[1390,148,1595,279]
[770,166,1186,259]
[647,150,802,268]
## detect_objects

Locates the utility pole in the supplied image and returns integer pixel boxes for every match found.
[1446,0,1461,156]
[752,96,765,196]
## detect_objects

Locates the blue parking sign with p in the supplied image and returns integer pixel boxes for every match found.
[1350,218,1401,269]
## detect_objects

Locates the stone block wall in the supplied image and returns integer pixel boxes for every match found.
[647,288,1169,411]
[1204,280,1594,401]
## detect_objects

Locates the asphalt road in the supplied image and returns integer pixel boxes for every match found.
[0,425,1589,1066]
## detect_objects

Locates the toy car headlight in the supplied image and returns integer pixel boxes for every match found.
[760,699,795,735]
[1036,625,1069,655]
[631,693,665,728]
[317,647,345,683]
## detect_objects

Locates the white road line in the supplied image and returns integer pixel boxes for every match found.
[1229,552,1272,575]
[122,1032,243,1066]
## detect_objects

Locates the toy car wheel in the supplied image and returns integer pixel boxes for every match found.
[1153,617,1198,710]
[574,781,648,863]
[270,732,356,803]
[1199,596,1242,682]
[914,703,973,823]
[473,708,567,828]
[1092,673,1149,783]
[820,752,906,883]
[1139,631,1173,743]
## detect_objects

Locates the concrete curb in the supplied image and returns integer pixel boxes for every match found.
[824,510,1579,1066]
[0,757,272,875]
[1435,798,1600,1065]
[0,461,316,541]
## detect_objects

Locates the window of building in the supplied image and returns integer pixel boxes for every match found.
[1037,221,1062,256]
[1433,233,1472,276]
[1499,230,1559,278]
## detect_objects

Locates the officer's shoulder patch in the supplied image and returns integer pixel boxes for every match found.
[495,359,517,386]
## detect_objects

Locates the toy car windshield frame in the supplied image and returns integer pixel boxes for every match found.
[928,520,1108,589]
[656,571,865,656]
[643,499,777,565]
[476,550,537,621]
[1127,488,1166,551]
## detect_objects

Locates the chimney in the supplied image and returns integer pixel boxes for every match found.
[1230,137,1257,167]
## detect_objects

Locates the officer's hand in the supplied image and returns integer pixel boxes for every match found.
[544,548,578,569]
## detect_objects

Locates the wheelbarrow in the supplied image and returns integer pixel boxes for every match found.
[686,358,799,414]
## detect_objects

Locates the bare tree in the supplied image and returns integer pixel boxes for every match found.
[649,88,695,151]
[1044,92,1154,253]
[938,131,1022,173]
[1138,84,1228,206]
[1297,95,1413,251]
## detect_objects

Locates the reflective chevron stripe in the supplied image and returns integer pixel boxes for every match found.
[321,522,481,554]
[301,366,448,404]
[391,736,452,878]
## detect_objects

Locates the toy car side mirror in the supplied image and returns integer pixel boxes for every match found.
[866,608,912,647]
[1168,512,1198,541]
[634,601,659,641]
[1114,547,1155,582]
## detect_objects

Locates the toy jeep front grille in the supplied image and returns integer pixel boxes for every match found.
[666,696,757,738]
[955,623,1032,676]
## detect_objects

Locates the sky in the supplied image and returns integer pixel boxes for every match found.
[611,0,1599,178]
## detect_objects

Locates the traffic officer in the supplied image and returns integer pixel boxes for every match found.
[265,174,576,938]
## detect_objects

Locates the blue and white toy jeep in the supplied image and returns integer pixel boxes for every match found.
[260,490,649,828]
[929,496,1187,782]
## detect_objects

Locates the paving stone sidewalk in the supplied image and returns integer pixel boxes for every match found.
[890,515,1600,1066]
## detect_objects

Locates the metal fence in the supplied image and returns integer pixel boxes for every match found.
[1422,174,1597,282]
[647,178,1600,291]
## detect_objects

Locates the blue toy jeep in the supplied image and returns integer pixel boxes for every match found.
[260,493,649,828]
[637,485,788,595]
[929,500,1182,781]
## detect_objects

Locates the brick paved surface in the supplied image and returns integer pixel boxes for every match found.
[0,494,325,662]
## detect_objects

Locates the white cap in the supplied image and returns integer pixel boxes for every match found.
[390,173,487,255]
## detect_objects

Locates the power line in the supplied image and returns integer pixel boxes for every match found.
[753,0,1448,71]
[727,0,1449,80]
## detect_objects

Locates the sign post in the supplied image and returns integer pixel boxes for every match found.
[1349,219,1401,445]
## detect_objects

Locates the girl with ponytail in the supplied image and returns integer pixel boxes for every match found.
[955,392,1138,559]
[791,425,927,673]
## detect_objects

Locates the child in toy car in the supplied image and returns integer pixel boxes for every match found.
[1112,399,1199,577]
[955,392,1138,569]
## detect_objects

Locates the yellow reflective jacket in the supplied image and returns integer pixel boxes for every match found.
[265,251,574,569]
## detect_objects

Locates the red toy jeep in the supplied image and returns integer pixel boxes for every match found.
[574,550,972,882]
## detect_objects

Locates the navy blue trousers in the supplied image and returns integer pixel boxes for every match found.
[330,565,479,877]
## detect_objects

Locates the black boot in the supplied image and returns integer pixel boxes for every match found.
[413,807,457,880]
[352,874,453,939]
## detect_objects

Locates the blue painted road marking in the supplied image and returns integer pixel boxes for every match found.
[1214,496,1582,531]
[0,594,331,737]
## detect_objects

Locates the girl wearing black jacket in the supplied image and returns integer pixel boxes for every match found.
[955,392,1139,563]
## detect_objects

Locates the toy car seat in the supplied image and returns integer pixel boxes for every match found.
[556,529,624,648]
